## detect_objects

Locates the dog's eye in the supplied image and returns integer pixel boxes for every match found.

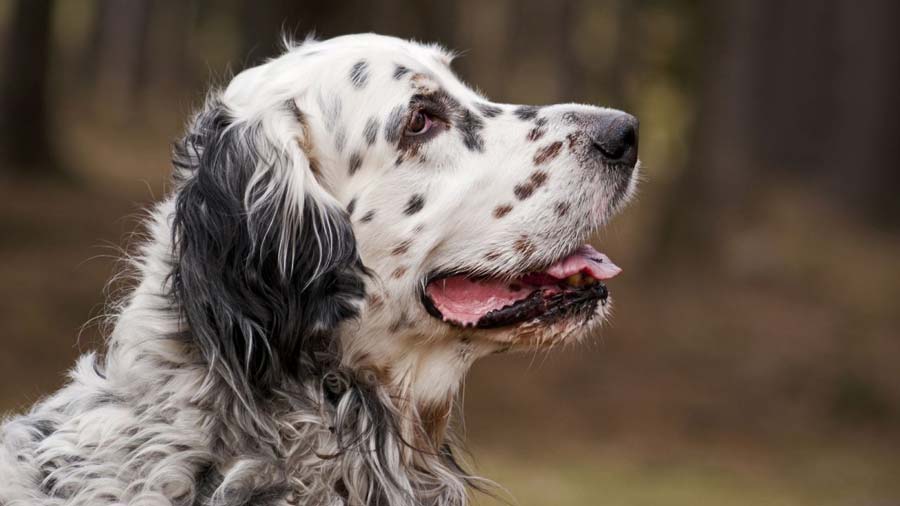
[405,110,433,136]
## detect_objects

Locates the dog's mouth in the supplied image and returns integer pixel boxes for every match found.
[421,245,621,328]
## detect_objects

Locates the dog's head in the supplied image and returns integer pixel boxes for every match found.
[171,34,639,405]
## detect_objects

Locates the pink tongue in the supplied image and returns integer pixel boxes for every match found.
[425,245,621,326]
[545,245,622,280]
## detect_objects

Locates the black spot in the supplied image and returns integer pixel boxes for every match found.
[360,210,376,223]
[476,102,503,118]
[347,198,357,216]
[384,105,406,144]
[31,419,56,441]
[514,105,541,121]
[393,64,411,80]
[349,60,369,89]
[457,109,485,152]
[92,360,107,379]
[89,392,121,407]
[334,478,350,502]
[404,194,425,215]
[40,470,58,497]
[562,111,581,124]
[194,463,224,505]
[320,94,342,132]
[363,117,380,145]
[334,127,346,153]
[348,152,362,175]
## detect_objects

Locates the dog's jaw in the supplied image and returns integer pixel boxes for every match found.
[338,284,611,449]
[339,316,498,435]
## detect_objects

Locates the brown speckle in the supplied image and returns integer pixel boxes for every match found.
[514,183,535,200]
[566,132,580,152]
[360,210,376,223]
[484,251,501,261]
[534,141,563,165]
[367,293,384,310]
[308,157,322,177]
[527,126,546,142]
[391,239,412,256]
[554,201,570,217]
[391,266,407,279]
[493,204,513,219]
[514,235,536,257]
[530,171,548,187]
[293,115,323,178]
[514,171,548,200]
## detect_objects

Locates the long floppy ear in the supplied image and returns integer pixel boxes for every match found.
[170,94,365,398]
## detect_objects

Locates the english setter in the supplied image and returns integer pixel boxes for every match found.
[0,34,639,505]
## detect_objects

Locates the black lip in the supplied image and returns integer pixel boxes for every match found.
[420,278,609,329]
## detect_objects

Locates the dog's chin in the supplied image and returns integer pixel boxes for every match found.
[420,243,619,345]
[475,295,611,348]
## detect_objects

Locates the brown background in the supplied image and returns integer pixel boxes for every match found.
[2,1,899,504]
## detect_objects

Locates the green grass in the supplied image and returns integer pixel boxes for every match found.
[470,444,900,506]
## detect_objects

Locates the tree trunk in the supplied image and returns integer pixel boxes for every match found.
[0,0,57,177]
[653,0,900,266]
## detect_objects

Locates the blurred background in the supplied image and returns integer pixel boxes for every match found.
[1,1,899,504]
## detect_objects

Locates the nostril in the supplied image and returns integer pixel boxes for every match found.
[594,126,633,160]
[591,115,639,166]
[620,125,636,151]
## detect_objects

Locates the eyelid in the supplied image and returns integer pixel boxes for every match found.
[410,96,446,120]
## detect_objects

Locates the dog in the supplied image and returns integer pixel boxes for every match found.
[0,34,639,505]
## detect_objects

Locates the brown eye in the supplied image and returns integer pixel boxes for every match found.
[405,110,432,136]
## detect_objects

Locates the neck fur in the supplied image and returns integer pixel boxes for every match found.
[98,199,479,505]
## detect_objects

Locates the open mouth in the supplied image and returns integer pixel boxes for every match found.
[422,245,621,328]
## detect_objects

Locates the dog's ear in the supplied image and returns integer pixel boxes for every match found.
[171,95,365,398]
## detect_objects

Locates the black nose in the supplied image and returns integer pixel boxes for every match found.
[590,112,639,167]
